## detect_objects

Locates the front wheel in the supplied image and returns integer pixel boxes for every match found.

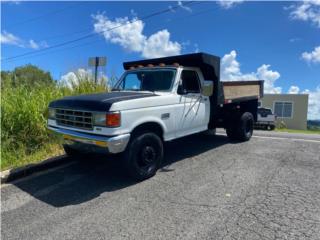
[123,132,163,181]
[63,145,84,159]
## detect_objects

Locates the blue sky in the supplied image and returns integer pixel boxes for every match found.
[1,1,320,119]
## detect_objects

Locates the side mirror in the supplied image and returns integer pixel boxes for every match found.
[202,81,213,96]
[177,82,187,95]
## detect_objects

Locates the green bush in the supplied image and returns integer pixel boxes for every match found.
[1,76,109,170]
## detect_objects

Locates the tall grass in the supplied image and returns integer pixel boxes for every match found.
[1,76,109,170]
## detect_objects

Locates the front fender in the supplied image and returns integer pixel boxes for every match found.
[131,116,168,135]
[120,109,174,141]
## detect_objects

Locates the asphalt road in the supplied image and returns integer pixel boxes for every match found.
[1,131,320,240]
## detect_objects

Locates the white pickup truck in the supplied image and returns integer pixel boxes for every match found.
[255,107,276,130]
[48,53,263,180]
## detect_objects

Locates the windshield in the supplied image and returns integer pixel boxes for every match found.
[115,69,176,92]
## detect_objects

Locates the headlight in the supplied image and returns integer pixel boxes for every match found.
[93,113,107,126]
[93,112,121,128]
[48,108,56,119]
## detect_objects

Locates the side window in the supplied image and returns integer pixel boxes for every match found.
[258,108,272,117]
[180,70,201,93]
[122,73,141,90]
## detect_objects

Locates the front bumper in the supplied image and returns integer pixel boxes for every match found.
[48,126,130,154]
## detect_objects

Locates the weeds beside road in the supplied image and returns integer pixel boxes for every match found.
[1,79,108,170]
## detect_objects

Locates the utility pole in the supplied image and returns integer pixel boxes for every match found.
[89,57,107,85]
[94,57,98,84]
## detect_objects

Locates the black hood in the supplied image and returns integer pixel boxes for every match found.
[49,91,157,111]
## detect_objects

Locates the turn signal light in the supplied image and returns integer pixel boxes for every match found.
[106,112,121,127]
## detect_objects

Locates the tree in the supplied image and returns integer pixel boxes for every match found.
[1,64,54,88]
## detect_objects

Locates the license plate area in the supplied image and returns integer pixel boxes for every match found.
[63,134,108,147]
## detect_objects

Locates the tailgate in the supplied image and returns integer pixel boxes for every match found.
[222,80,263,103]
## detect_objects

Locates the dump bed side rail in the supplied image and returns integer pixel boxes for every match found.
[221,80,264,104]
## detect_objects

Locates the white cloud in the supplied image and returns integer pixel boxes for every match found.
[288,85,300,94]
[289,37,301,43]
[302,87,320,120]
[221,50,281,93]
[142,30,181,58]
[217,0,244,9]
[92,14,181,58]
[301,46,320,63]
[93,15,145,52]
[60,68,107,89]
[290,1,320,28]
[178,1,192,12]
[60,69,90,88]
[28,39,42,49]
[194,43,199,53]
[1,30,48,49]
[0,31,23,47]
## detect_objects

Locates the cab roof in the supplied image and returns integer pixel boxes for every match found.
[123,52,220,82]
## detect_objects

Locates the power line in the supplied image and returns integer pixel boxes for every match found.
[32,1,209,42]
[3,2,219,63]
[41,28,92,41]
[2,1,196,62]
[4,39,103,63]
[3,2,220,64]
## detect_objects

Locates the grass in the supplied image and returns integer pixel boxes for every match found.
[1,143,64,170]
[1,77,109,170]
[275,128,320,135]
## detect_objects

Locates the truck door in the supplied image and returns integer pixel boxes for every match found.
[176,69,209,137]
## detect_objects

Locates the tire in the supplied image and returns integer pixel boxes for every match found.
[226,112,254,142]
[237,112,254,141]
[123,132,163,181]
[63,145,84,159]
[270,125,275,131]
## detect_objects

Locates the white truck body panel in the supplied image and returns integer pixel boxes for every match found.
[48,67,210,142]
[257,114,276,123]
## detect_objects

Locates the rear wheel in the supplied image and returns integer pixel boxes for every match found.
[226,112,254,141]
[123,132,163,181]
[237,112,254,141]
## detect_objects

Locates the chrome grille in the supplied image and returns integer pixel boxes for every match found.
[55,109,93,130]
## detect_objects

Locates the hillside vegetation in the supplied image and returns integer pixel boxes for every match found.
[1,65,109,170]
